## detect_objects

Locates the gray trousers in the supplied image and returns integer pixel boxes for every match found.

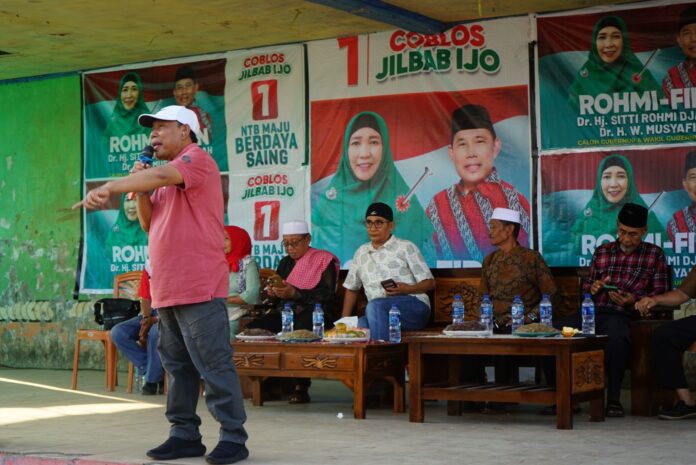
[158,298,248,444]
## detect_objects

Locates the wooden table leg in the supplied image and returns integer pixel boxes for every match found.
[250,377,263,406]
[555,347,573,430]
[354,350,366,419]
[589,396,605,422]
[409,342,424,422]
[388,363,406,413]
[447,355,462,416]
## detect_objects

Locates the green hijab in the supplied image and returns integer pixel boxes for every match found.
[571,154,663,251]
[312,111,435,265]
[105,194,149,260]
[103,72,151,139]
[569,15,659,107]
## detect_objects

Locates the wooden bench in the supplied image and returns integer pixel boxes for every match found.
[231,340,406,419]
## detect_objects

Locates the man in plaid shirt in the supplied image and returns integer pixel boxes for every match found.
[582,202,670,418]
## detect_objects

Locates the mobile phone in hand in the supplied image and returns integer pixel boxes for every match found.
[381,279,397,290]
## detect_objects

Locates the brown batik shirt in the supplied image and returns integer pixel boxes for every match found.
[480,244,561,325]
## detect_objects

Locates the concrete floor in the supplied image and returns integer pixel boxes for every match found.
[0,367,693,465]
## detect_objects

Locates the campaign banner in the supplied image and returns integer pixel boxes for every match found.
[308,18,532,268]
[540,146,696,283]
[227,168,309,270]
[84,58,228,179]
[80,184,148,292]
[225,45,306,172]
[224,45,308,268]
[537,2,696,151]
[81,57,228,293]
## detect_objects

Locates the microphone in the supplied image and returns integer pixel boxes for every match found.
[137,145,155,165]
[127,145,155,200]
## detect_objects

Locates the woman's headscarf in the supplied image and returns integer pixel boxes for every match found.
[571,154,663,248]
[103,72,151,138]
[311,111,435,265]
[105,194,149,258]
[568,15,659,107]
[225,225,252,272]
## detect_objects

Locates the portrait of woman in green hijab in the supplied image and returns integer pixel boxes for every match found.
[105,194,149,268]
[312,111,435,266]
[568,15,659,110]
[571,154,663,255]
[103,71,151,140]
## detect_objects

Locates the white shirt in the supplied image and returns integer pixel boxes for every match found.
[343,235,433,307]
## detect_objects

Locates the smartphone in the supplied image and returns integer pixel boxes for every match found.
[603,284,619,291]
[380,279,397,290]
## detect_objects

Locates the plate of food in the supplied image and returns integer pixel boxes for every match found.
[514,323,560,337]
[276,329,322,342]
[324,324,370,343]
[235,328,277,341]
[443,321,489,337]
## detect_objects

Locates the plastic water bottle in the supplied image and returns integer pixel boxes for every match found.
[312,303,324,338]
[480,294,493,335]
[581,293,595,335]
[511,295,524,332]
[540,293,553,326]
[281,303,294,333]
[388,305,401,343]
[451,294,465,324]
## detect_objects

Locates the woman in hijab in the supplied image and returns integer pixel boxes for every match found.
[311,111,435,266]
[571,154,663,254]
[569,15,659,108]
[224,225,260,336]
[103,71,151,139]
[105,194,149,268]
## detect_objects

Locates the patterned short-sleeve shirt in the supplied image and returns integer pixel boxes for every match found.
[343,235,433,307]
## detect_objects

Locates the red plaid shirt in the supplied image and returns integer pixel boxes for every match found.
[582,240,670,313]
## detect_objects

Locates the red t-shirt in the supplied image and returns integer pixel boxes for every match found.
[137,268,151,301]
[148,143,228,308]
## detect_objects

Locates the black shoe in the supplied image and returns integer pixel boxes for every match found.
[146,437,206,460]
[658,401,696,420]
[205,441,249,464]
[141,382,158,395]
[606,400,625,418]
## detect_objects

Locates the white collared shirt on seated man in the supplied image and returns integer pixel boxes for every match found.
[343,235,434,340]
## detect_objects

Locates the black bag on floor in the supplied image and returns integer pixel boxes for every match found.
[93,298,141,330]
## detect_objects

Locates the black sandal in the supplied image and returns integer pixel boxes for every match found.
[606,401,625,418]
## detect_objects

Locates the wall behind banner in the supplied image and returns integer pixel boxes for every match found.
[0,75,104,369]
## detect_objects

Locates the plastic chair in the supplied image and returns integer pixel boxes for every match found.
[71,271,142,391]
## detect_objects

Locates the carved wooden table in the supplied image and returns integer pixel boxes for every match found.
[406,334,607,429]
[231,340,406,419]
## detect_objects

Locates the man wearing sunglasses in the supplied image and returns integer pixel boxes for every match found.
[342,202,435,340]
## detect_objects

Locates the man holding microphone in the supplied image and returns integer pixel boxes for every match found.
[73,105,249,464]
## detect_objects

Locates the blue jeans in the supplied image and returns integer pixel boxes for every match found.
[358,295,431,341]
[111,311,163,384]
[158,298,248,444]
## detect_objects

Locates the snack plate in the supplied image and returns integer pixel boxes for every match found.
[443,330,489,337]
[514,331,560,338]
[324,337,370,344]
[235,334,276,341]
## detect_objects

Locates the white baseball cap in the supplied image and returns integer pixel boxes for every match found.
[138,105,201,140]
[491,207,520,224]
[282,220,309,235]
